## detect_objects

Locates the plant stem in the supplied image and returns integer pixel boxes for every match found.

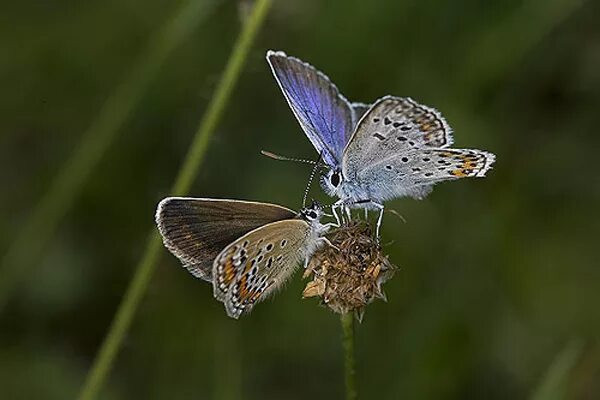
[76,1,273,399]
[0,0,217,314]
[341,312,357,400]
[531,339,583,400]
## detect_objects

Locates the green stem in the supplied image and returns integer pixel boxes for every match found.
[0,0,217,314]
[341,312,357,400]
[76,1,272,399]
[530,339,583,400]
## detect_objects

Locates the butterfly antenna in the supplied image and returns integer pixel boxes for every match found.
[261,150,330,170]
[302,152,323,208]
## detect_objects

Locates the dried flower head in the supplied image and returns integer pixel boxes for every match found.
[303,220,396,321]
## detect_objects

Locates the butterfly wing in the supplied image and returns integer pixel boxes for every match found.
[354,148,496,201]
[351,102,371,125]
[343,96,454,176]
[340,96,492,200]
[267,50,356,167]
[155,198,296,281]
[213,219,311,319]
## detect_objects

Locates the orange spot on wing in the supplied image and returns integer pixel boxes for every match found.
[239,276,249,298]
[223,260,236,286]
[249,290,262,303]
[420,123,433,132]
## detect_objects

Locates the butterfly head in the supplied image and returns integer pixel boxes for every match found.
[300,199,324,222]
[321,169,344,197]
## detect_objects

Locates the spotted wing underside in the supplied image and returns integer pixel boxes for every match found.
[356,148,496,201]
[343,95,454,177]
[213,219,310,319]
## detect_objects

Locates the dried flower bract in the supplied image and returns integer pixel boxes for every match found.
[303,220,396,320]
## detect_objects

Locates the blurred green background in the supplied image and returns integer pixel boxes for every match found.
[1,0,600,399]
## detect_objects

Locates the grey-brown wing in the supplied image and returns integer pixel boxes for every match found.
[155,197,296,281]
[213,219,311,318]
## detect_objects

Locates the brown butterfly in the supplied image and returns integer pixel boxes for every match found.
[155,198,331,318]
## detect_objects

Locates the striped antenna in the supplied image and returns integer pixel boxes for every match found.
[261,150,330,170]
[302,152,323,208]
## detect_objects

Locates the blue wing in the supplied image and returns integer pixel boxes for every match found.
[267,50,357,168]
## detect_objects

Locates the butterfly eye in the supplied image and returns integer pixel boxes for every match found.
[307,211,317,220]
[330,171,341,187]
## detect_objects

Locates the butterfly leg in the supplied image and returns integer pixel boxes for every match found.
[373,202,385,241]
[319,237,340,251]
[322,222,338,230]
[331,202,343,226]
[348,199,370,221]
[352,199,384,239]
[344,205,352,221]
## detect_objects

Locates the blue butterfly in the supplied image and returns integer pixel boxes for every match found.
[267,51,495,237]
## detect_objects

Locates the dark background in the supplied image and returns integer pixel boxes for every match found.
[1,0,599,399]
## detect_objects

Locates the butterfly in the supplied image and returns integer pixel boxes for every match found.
[266,50,496,236]
[155,197,331,318]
